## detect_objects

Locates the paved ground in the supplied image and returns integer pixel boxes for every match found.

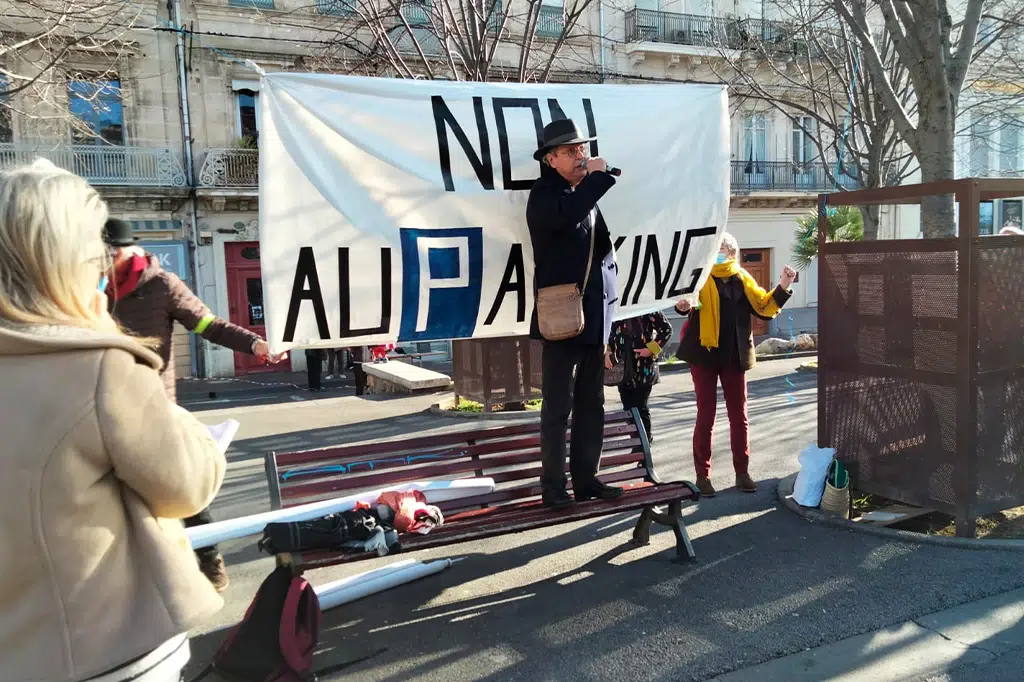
[182,357,1024,681]
[914,648,1024,682]
[711,587,1024,681]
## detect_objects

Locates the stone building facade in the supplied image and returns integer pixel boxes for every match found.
[1,0,862,378]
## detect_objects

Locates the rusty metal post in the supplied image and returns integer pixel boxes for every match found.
[955,182,980,538]
[482,340,493,412]
[816,194,829,448]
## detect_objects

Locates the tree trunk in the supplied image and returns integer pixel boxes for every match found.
[916,98,958,239]
[860,204,880,241]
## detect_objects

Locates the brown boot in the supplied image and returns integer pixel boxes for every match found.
[736,473,758,493]
[199,553,230,593]
[696,476,717,497]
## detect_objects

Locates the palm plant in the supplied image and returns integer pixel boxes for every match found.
[792,206,864,270]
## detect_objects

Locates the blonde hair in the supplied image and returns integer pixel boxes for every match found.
[720,232,739,258]
[0,159,118,332]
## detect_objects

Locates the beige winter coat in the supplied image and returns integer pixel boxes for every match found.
[0,322,226,682]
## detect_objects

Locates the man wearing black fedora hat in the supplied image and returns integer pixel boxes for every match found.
[102,217,286,592]
[527,118,623,510]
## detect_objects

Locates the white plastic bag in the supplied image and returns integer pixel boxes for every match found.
[792,443,836,507]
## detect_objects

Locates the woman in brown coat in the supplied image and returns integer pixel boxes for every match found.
[0,161,226,682]
[675,232,797,497]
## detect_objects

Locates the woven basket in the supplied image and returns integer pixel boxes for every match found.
[820,480,850,519]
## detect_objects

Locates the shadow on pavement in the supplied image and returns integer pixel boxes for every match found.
[183,494,1024,682]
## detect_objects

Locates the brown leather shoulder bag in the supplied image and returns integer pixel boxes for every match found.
[536,222,595,341]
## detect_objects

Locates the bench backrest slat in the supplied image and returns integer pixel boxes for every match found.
[274,420,554,467]
[276,423,640,492]
[271,410,648,510]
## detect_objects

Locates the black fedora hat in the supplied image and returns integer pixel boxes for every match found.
[534,118,596,161]
[103,218,136,247]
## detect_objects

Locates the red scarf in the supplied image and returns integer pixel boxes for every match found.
[108,254,147,300]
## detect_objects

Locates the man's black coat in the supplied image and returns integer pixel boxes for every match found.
[526,164,616,346]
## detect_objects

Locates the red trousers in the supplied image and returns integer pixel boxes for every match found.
[689,363,749,478]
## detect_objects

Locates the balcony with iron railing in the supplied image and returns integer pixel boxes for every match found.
[536,4,565,37]
[402,0,430,25]
[0,144,188,187]
[316,0,355,14]
[731,160,859,192]
[625,9,822,56]
[198,148,259,188]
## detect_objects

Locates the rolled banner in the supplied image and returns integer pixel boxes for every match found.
[187,478,494,549]
[314,559,453,611]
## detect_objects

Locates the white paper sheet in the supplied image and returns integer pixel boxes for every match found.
[205,420,240,455]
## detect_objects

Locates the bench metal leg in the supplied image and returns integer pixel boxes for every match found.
[668,500,697,563]
[632,506,655,546]
[630,501,697,562]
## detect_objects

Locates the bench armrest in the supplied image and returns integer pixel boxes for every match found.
[662,479,701,502]
[630,407,663,485]
[265,451,283,510]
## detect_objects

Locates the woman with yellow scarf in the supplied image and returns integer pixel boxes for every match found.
[674,233,797,498]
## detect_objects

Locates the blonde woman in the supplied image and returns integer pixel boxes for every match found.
[0,161,226,682]
[674,233,797,497]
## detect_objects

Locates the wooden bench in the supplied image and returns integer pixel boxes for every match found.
[264,409,701,571]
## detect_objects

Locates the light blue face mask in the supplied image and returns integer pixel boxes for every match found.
[715,253,729,264]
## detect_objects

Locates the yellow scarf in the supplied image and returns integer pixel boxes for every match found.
[698,259,781,349]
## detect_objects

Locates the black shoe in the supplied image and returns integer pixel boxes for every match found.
[542,488,575,510]
[575,480,624,502]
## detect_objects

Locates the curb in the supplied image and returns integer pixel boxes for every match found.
[776,473,1024,551]
[658,350,817,373]
[178,381,301,398]
[429,396,541,420]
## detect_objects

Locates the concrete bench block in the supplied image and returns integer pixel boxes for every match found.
[362,361,452,394]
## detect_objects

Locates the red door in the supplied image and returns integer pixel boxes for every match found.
[740,248,772,337]
[225,241,292,375]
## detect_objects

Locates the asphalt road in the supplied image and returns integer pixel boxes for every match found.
[183,358,1024,682]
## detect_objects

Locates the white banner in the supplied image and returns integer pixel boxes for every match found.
[257,73,730,352]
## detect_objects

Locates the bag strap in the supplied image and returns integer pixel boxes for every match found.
[279,578,313,674]
[581,210,596,292]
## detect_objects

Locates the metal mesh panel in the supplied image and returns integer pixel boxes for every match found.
[824,370,957,512]
[822,235,1024,522]
[820,247,961,513]
[452,337,543,410]
[974,241,1024,514]
[817,180,1024,534]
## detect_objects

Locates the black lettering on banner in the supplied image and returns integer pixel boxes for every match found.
[630,231,682,305]
[483,243,526,325]
[619,234,643,306]
[583,99,599,158]
[669,226,718,296]
[338,247,392,338]
[546,98,599,157]
[433,95,494,192]
[613,236,627,252]
[492,98,544,191]
[282,246,330,343]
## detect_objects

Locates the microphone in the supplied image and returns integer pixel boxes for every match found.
[579,160,622,176]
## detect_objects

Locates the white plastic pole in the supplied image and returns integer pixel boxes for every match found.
[187,478,493,549]
[314,559,453,611]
